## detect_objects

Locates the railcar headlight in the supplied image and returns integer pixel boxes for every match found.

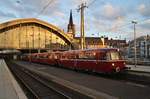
[117,49,120,51]
[112,63,115,66]
[123,62,126,65]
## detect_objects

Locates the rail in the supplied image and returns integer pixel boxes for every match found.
[7,61,71,99]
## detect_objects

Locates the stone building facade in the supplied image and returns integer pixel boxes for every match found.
[128,35,150,61]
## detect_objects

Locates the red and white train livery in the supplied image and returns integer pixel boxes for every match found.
[22,48,127,73]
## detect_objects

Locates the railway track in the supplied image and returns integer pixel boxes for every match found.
[123,71,150,86]
[99,71,150,87]
[8,63,70,99]
[6,61,92,99]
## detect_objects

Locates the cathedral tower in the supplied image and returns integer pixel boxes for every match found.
[67,10,75,38]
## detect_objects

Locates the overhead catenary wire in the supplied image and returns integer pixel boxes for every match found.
[87,0,97,7]
[37,0,54,17]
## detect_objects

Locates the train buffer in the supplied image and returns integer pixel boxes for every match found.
[0,59,27,99]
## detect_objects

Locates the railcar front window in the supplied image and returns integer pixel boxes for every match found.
[110,52,120,60]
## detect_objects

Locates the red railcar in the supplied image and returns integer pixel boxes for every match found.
[24,51,62,66]
[57,48,126,73]
[21,54,30,61]
[22,48,127,73]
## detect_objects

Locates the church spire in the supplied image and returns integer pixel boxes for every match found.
[67,9,75,38]
[69,10,73,25]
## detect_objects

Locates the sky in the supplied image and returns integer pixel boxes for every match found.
[0,0,150,41]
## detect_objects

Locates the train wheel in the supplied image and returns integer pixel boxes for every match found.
[115,67,120,72]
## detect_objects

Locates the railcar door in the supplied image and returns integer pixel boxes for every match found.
[93,51,108,73]
[76,51,96,71]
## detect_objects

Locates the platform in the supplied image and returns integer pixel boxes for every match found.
[0,59,27,99]
[127,64,150,73]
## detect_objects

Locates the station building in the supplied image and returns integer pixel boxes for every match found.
[128,35,150,61]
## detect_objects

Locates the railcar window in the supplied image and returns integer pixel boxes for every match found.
[78,52,96,60]
[86,52,96,60]
[39,54,48,59]
[110,52,120,60]
[106,53,111,60]
[101,55,107,60]
[78,52,87,59]
[32,55,36,59]
[68,54,76,59]
[48,55,52,59]
[62,55,66,59]
[54,55,58,59]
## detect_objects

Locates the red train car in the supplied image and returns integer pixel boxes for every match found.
[57,48,127,73]
[22,48,127,74]
[24,51,62,66]
[21,54,30,61]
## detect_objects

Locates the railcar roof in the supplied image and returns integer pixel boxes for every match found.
[23,48,119,56]
[83,48,118,51]
[64,48,118,52]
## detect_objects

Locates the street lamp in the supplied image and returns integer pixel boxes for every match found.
[132,20,137,67]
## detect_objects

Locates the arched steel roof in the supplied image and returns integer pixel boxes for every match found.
[0,18,74,49]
